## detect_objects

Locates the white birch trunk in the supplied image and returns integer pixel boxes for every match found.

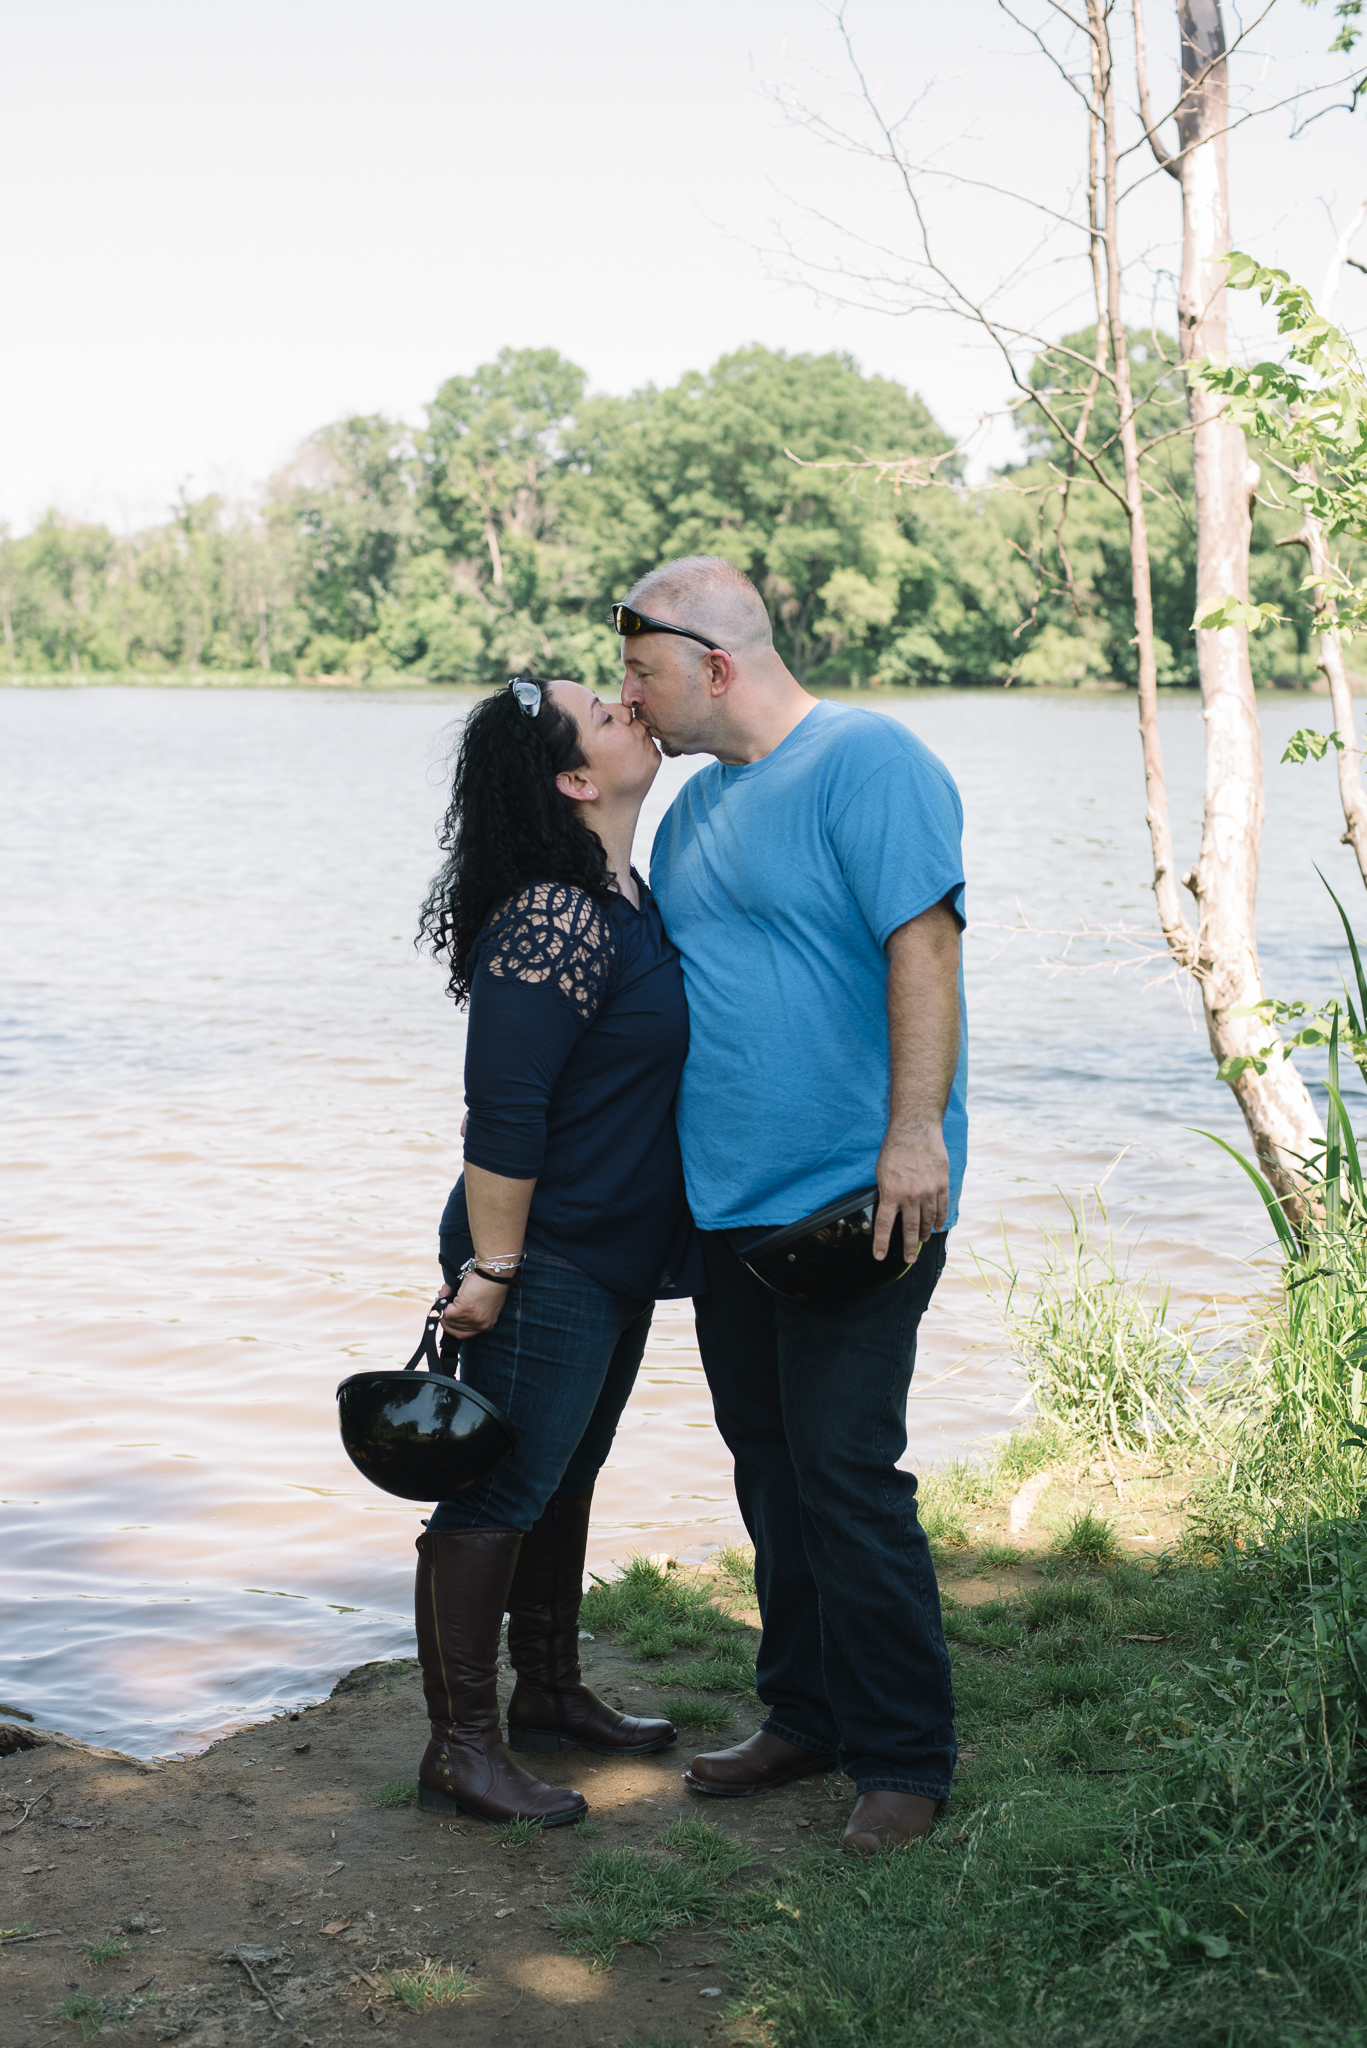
[1300,216,1367,888]
[1172,0,1322,1202]
[1280,494,1367,887]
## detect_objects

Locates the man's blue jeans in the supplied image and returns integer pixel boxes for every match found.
[429,1232,653,1533]
[693,1230,956,1798]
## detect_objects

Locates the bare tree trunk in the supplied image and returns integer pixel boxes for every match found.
[1091,2,1196,972]
[1166,0,1322,1200]
[1274,213,1367,889]
[1276,479,1367,886]
[1308,532,1367,882]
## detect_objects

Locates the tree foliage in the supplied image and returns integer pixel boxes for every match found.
[1191,254,1367,641]
[0,339,1333,687]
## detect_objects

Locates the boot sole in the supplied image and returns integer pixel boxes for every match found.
[683,1754,839,1799]
[417,1782,586,1827]
[508,1727,678,1757]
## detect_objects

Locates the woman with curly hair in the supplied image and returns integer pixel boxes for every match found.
[412,676,700,1828]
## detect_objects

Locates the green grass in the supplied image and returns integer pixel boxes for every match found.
[496,1815,543,1846]
[719,1528,1367,2046]
[1184,1239,1367,1543]
[556,1846,720,1969]
[711,1543,757,1602]
[1019,1578,1114,1629]
[47,1992,136,2037]
[918,1422,1068,1551]
[371,1779,417,1808]
[80,1937,133,1966]
[581,1554,748,1659]
[660,1693,735,1733]
[379,1960,471,2009]
[657,1816,754,1881]
[986,1201,1216,1461]
[921,1501,970,1552]
[973,1540,1023,1571]
[1051,1505,1121,1566]
[655,1651,756,1694]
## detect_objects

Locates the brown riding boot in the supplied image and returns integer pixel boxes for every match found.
[506,1489,676,1756]
[413,1527,586,1826]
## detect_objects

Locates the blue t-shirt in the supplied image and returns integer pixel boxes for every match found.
[650,700,968,1232]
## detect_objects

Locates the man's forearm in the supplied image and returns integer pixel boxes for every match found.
[886,906,960,1139]
[874,899,961,1256]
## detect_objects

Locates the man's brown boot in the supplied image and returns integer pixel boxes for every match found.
[413,1527,586,1826]
[841,1790,943,1854]
[506,1490,676,1756]
[685,1728,837,1797]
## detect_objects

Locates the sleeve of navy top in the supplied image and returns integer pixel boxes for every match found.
[461,884,616,1180]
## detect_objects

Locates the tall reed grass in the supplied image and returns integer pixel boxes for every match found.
[990,1198,1216,1464]
[1192,874,1367,1532]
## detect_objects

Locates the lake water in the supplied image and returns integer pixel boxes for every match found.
[1,683,1357,1758]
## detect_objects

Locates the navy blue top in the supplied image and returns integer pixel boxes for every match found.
[440,876,703,1300]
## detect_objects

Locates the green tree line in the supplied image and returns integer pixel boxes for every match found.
[0,339,1322,687]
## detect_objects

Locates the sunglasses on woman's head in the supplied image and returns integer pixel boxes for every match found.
[609,602,727,654]
[508,676,542,717]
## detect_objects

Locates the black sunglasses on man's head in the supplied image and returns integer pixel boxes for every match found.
[610,602,727,654]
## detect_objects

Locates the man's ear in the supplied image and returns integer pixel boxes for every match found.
[556,768,600,804]
[704,649,736,698]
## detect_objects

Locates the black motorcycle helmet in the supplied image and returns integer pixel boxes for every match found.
[337,1296,519,1502]
[741,1186,911,1303]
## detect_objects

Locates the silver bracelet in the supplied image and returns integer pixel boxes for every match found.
[458,1254,523,1288]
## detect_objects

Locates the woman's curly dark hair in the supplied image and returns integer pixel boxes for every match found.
[417,681,614,1004]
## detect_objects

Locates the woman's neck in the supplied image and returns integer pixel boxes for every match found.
[587,797,643,908]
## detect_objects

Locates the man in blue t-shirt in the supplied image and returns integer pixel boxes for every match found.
[619,555,966,1856]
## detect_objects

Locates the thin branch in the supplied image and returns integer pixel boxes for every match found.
[1322,200,1367,316]
[776,88,1093,236]
[0,1789,51,1834]
[1132,0,1179,177]
[998,0,1099,111]
[1121,70,1367,196]
[230,1949,295,2030]
[1053,60,1112,613]
[1118,0,1280,162]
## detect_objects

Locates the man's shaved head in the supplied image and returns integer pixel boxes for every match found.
[626,555,774,653]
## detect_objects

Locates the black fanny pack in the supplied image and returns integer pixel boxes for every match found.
[736,1186,911,1303]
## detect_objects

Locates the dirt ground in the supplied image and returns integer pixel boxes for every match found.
[933,1452,1197,1607]
[0,1460,1196,2048]
[0,1631,845,2048]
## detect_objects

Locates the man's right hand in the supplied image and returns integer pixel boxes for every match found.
[441,1271,511,1341]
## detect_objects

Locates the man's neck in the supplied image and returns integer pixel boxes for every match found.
[710,675,821,767]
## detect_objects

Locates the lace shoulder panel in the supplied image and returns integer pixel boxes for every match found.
[482,882,617,1021]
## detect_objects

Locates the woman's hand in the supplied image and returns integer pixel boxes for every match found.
[441,1270,511,1341]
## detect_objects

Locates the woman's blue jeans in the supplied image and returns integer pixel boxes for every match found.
[429,1232,653,1534]
[693,1229,956,1799]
